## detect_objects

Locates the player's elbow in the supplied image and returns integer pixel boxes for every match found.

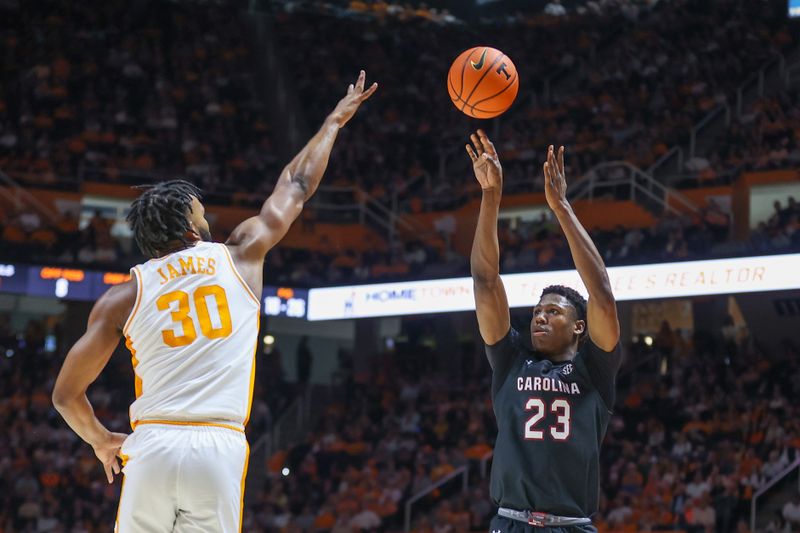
[260,199,298,236]
[52,384,75,412]
[289,173,310,200]
[470,251,500,285]
[51,388,68,412]
[472,271,500,288]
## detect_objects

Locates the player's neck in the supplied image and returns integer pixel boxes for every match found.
[543,347,577,363]
[155,240,200,258]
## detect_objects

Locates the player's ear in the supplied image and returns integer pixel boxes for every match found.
[185,222,201,241]
[574,319,586,337]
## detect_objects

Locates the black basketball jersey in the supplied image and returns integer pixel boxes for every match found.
[486,326,622,518]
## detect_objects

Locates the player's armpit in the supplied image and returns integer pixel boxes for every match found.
[473,276,511,347]
[582,340,623,410]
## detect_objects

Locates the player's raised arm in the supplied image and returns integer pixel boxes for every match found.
[543,145,619,351]
[468,129,511,349]
[226,70,378,263]
[52,282,135,483]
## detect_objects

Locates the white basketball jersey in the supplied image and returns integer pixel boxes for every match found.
[123,241,260,429]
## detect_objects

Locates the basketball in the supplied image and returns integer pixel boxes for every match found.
[447,46,519,119]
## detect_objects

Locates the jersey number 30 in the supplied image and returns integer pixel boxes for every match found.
[157,285,233,347]
[524,398,571,441]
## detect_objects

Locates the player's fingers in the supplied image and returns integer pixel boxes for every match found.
[466,144,477,161]
[470,133,483,155]
[103,462,114,484]
[360,82,378,101]
[356,70,365,90]
[543,161,550,182]
[477,129,496,155]
[347,84,354,94]
[558,146,565,175]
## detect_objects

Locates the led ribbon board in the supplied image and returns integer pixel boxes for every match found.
[307,254,800,320]
[0,262,307,317]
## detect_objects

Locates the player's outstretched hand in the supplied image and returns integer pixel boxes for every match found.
[543,145,569,212]
[93,431,128,483]
[466,129,503,192]
[329,70,378,128]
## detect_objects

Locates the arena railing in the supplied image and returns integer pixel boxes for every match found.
[646,146,684,182]
[735,53,786,121]
[11,162,417,243]
[687,50,793,165]
[404,465,469,533]
[568,161,698,217]
[479,450,493,480]
[662,166,743,190]
[243,429,273,506]
[688,105,730,161]
[750,457,800,532]
[786,61,800,89]
[0,169,61,223]
[269,391,310,455]
[659,49,793,182]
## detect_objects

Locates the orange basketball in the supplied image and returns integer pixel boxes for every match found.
[447,46,519,119]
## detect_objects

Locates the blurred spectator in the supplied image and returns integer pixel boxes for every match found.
[543,0,567,17]
[783,493,800,529]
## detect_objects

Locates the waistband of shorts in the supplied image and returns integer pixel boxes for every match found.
[498,507,592,528]
[131,419,245,433]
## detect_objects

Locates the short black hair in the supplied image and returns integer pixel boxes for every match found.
[540,284,587,328]
[127,180,202,258]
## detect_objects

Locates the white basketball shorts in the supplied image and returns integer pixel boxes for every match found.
[114,422,249,533]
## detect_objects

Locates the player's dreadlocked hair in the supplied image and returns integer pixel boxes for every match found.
[127,180,202,258]
[541,285,587,337]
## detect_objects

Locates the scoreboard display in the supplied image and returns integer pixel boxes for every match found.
[262,286,308,319]
[0,263,134,300]
[0,263,307,319]
[0,263,27,294]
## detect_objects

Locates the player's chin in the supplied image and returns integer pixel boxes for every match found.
[531,332,550,350]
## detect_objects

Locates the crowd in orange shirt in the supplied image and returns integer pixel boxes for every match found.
[695,89,800,184]
[3,193,800,290]
[7,0,794,213]
[0,306,798,532]
[269,0,794,208]
[0,0,279,197]
[247,351,498,532]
